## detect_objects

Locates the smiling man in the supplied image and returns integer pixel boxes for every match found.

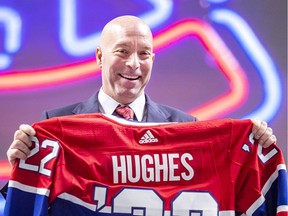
[97,16,155,106]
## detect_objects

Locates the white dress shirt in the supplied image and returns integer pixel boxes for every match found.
[98,88,146,121]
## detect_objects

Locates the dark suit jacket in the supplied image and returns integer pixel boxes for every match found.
[1,91,197,198]
[41,91,198,122]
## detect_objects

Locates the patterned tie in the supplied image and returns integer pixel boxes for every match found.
[115,106,135,120]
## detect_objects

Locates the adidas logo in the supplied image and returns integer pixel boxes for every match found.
[139,130,158,144]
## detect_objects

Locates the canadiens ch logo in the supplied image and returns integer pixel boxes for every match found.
[139,130,158,144]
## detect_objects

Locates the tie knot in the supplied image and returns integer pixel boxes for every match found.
[115,106,134,120]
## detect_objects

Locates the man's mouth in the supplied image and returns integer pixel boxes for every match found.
[120,74,140,80]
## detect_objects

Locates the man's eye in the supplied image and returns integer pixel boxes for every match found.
[140,52,152,59]
[140,51,151,56]
[117,50,128,54]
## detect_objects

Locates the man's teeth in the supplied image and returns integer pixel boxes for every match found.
[121,74,139,80]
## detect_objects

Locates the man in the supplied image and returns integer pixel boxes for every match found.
[2,15,276,196]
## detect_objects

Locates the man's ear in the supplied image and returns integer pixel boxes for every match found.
[96,47,102,67]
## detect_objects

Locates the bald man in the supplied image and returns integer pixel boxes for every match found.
[2,15,276,198]
[97,15,155,105]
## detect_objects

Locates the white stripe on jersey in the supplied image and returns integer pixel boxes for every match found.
[8,180,50,196]
[246,164,287,215]
[277,205,288,213]
[58,192,97,211]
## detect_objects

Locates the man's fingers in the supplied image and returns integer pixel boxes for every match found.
[7,124,35,166]
[262,134,277,148]
[252,119,268,139]
[251,119,276,148]
[7,143,30,166]
[19,124,36,136]
[14,129,34,148]
[8,126,34,166]
[252,119,261,138]
[10,139,31,155]
[257,127,273,144]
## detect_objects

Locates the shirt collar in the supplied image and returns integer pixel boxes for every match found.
[98,88,145,121]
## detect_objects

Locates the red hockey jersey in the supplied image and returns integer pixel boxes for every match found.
[4,114,288,215]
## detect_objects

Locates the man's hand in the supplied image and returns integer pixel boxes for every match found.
[251,119,276,148]
[7,124,36,166]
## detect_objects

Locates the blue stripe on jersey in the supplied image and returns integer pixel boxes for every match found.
[50,198,127,216]
[4,188,48,216]
[253,169,288,215]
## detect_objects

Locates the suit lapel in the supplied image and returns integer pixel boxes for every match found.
[145,95,171,122]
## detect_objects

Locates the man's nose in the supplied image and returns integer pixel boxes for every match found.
[126,53,140,70]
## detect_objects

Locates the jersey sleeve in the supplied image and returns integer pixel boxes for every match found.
[4,118,62,216]
[246,146,287,216]
[230,120,288,215]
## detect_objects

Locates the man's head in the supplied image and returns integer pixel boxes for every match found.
[96,15,155,105]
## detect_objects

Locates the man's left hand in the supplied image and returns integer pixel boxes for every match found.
[251,119,277,148]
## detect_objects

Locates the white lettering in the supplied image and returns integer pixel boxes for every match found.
[181,153,194,180]
[112,155,127,184]
[168,154,180,181]
[154,154,168,182]
[142,155,154,182]
[112,153,194,184]
[127,155,140,183]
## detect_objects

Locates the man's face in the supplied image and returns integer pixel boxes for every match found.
[97,24,155,105]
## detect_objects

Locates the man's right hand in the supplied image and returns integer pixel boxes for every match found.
[7,124,36,166]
